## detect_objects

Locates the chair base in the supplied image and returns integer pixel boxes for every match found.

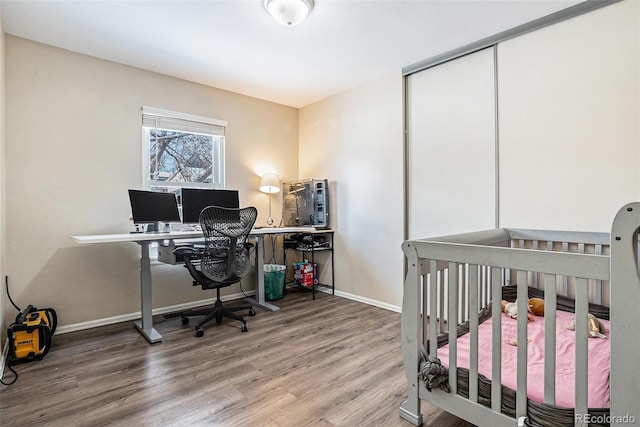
[166,296,255,337]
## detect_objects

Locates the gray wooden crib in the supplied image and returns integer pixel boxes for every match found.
[400,203,640,427]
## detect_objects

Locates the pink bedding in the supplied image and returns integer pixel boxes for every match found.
[438,310,610,408]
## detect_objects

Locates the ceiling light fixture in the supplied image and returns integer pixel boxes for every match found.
[264,0,314,27]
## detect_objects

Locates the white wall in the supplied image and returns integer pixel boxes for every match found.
[404,1,639,235]
[498,0,640,231]
[299,73,404,310]
[407,47,496,239]
[4,36,299,327]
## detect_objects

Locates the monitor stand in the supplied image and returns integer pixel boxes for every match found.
[146,222,170,233]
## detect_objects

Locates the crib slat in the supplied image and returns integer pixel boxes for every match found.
[479,265,485,311]
[491,267,502,412]
[562,242,569,295]
[460,264,467,324]
[595,244,603,305]
[544,273,557,405]
[532,240,539,289]
[448,262,458,395]
[423,266,428,354]
[516,271,528,421]
[429,260,438,359]
[486,267,491,308]
[574,278,589,426]
[469,264,479,403]
[484,266,490,308]
[440,270,446,333]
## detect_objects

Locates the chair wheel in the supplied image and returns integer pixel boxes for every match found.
[241,323,248,332]
[181,316,189,325]
[248,308,256,317]
[195,328,204,337]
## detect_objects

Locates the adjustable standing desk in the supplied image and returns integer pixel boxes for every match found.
[70,226,314,343]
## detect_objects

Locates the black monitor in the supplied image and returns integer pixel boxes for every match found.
[181,188,240,224]
[128,189,181,230]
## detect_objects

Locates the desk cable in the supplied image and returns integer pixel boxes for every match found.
[237,244,257,298]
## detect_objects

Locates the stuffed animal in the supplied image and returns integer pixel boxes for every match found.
[502,300,535,322]
[506,337,531,346]
[528,298,545,317]
[567,313,607,339]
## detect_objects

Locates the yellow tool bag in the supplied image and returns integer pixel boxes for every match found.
[7,305,57,364]
[1,276,58,386]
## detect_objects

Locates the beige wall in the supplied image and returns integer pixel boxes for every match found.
[4,36,299,327]
[299,73,404,310]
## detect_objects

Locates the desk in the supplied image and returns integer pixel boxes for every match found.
[70,226,315,343]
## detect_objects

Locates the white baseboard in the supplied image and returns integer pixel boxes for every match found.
[0,337,9,383]
[54,288,400,335]
[55,291,255,335]
[322,288,401,313]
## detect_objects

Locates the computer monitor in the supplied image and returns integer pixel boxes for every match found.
[181,188,240,224]
[128,189,181,231]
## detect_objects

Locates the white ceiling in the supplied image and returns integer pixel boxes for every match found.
[1,0,583,108]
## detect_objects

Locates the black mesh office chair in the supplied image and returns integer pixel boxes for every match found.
[173,205,258,337]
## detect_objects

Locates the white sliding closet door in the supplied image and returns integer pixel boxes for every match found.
[498,0,639,232]
[407,47,496,239]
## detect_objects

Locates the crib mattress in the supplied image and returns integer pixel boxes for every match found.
[438,310,610,408]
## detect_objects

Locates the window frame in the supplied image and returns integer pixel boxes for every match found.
[141,106,227,191]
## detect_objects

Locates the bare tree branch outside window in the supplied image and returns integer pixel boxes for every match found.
[149,129,214,184]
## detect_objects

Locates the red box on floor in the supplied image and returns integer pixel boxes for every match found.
[294,261,317,287]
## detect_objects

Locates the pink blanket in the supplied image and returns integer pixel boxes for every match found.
[438,310,610,408]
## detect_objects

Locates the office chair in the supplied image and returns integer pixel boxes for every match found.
[172,205,258,337]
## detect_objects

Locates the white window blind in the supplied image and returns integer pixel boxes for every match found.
[141,106,227,136]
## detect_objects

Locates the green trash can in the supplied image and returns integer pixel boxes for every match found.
[264,264,286,301]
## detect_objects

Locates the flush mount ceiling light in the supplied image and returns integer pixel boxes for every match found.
[264,0,314,26]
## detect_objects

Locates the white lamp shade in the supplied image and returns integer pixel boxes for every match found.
[259,173,281,194]
[264,0,314,26]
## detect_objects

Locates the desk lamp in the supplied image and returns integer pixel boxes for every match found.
[259,172,280,226]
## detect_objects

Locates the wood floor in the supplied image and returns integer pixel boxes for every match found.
[0,290,474,427]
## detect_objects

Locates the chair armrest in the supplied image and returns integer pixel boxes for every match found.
[173,247,197,256]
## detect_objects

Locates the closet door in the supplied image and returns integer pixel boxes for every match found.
[407,47,496,239]
[498,0,638,231]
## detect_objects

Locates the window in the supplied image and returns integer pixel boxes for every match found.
[141,106,226,192]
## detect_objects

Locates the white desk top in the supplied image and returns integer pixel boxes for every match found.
[70,226,329,245]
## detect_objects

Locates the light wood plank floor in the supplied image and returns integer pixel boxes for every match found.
[0,291,474,427]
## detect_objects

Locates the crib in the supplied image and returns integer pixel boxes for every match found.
[400,203,640,427]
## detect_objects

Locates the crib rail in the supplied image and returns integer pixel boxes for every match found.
[401,228,612,427]
[507,229,610,306]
